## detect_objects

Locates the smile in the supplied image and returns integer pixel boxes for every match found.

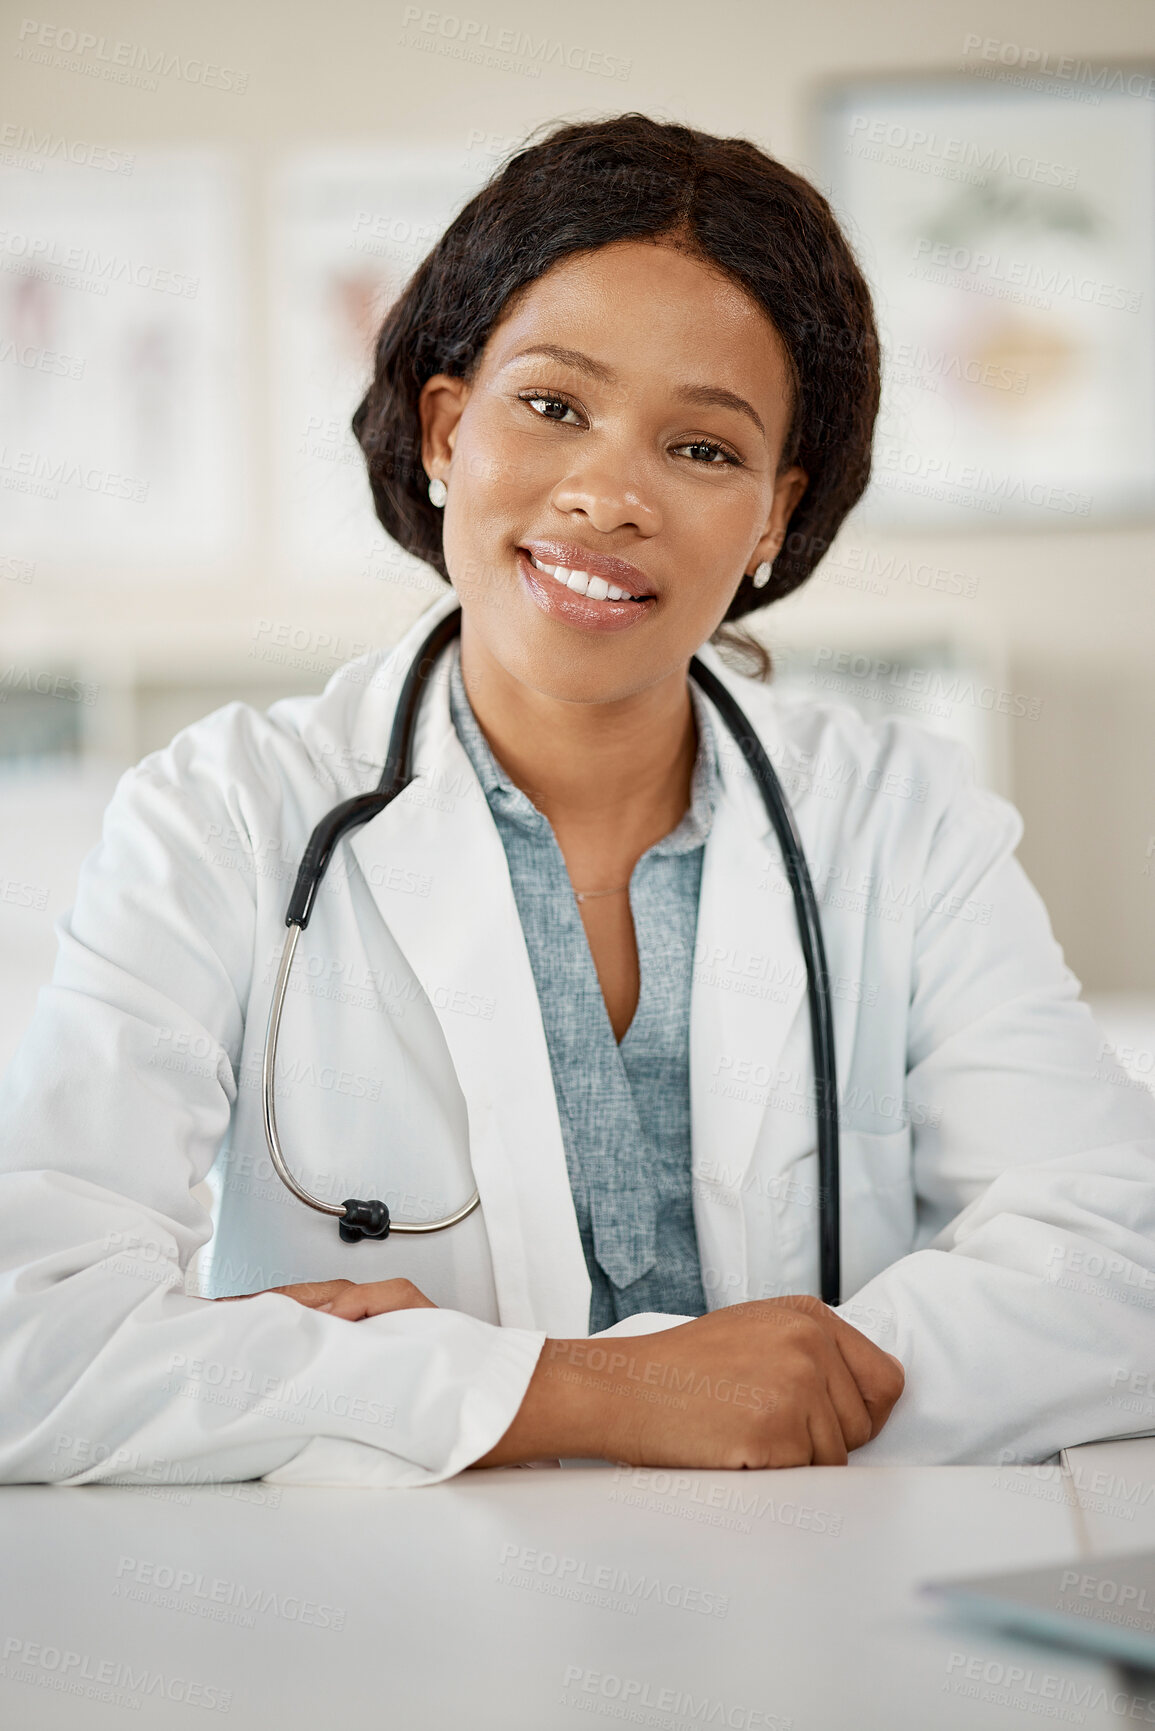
[524,550,646,603]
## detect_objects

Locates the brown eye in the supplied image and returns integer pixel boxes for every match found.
[522,392,582,425]
[676,439,739,465]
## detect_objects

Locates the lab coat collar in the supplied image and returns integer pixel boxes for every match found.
[304,590,810,1330]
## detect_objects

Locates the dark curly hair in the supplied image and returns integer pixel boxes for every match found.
[352,112,880,678]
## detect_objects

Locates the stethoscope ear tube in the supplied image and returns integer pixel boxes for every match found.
[264,607,480,1238]
[284,609,468,930]
[687,658,842,1307]
[286,792,399,928]
[262,923,348,1222]
[262,911,482,1237]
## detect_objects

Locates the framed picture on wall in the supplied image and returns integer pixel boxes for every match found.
[269,145,507,586]
[0,149,247,565]
[815,73,1155,529]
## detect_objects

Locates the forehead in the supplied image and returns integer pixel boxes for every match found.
[481,239,791,395]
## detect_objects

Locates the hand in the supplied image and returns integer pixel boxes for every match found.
[474,1294,905,1470]
[215,1277,438,1320]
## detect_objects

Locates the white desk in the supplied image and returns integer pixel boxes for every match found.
[3,1444,1155,1730]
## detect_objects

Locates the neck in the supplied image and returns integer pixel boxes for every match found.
[457,624,697,847]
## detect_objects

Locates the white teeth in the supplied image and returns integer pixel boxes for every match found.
[526,550,640,602]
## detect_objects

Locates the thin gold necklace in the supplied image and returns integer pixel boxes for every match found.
[573,884,629,903]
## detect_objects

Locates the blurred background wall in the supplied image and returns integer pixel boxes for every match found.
[1,0,1154,1074]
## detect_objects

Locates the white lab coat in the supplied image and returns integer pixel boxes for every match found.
[2,584,1154,1490]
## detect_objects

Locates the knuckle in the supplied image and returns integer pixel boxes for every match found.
[789,1316,825,1352]
[863,1362,904,1406]
[388,1278,421,1300]
[791,1358,823,1393]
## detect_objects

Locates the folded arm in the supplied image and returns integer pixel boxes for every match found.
[0,716,544,1489]
[836,771,1155,1464]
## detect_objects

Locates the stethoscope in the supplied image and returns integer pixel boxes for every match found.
[262,605,843,1305]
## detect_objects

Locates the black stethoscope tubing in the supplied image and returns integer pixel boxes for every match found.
[263,605,842,1306]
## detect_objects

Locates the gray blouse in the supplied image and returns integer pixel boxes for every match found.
[446,640,720,1333]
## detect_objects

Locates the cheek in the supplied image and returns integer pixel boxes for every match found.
[442,498,522,620]
[669,506,746,603]
[454,407,543,502]
[443,428,552,594]
[444,439,526,555]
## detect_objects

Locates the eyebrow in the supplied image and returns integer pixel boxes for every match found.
[502,342,767,441]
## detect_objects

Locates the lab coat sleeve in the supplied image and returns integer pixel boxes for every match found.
[0,714,546,1489]
[837,760,1155,1465]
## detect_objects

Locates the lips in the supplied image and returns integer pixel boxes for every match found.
[518,541,654,601]
[516,549,655,635]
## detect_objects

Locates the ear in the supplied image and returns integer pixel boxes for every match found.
[417,374,471,488]
[750,463,808,567]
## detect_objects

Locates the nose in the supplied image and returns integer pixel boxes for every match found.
[549,455,661,537]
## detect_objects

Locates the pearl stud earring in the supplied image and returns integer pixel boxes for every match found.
[427,476,447,508]
[752,560,773,589]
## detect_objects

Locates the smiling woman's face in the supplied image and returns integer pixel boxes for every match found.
[417,237,808,704]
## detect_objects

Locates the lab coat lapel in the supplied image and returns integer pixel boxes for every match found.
[345,606,592,1337]
[689,650,811,1297]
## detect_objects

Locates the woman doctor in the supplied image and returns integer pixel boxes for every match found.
[3,114,1154,1492]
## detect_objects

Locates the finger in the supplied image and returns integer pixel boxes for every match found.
[215,1280,349,1306]
[813,1311,905,1439]
[805,1394,849,1467]
[759,1414,819,1470]
[838,1340,904,1440]
[814,1336,875,1453]
[268,1279,351,1311]
[757,1308,874,1451]
[322,1279,438,1321]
